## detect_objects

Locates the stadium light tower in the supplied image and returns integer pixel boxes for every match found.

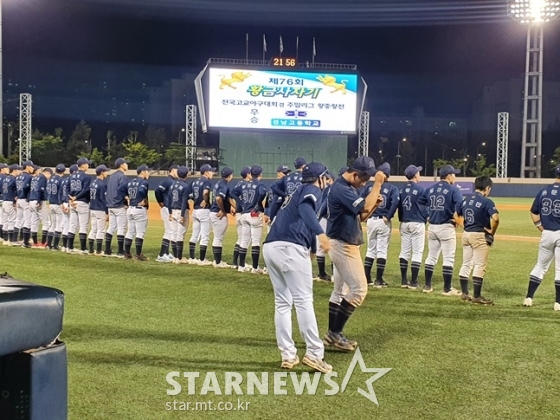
[508,0,560,178]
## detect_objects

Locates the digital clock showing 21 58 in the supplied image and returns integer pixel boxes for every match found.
[271,57,297,67]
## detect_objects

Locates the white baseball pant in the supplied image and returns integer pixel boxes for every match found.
[263,241,324,360]
[0,200,3,228]
[126,207,148,240]
[425,224,457,267]
[107,207,127,236]
[2,201,16,231]
[89,210,107,241]
[399,222,426,263]
[160,206,175,241]
[16,199,31,229]
[316,218,328,258]
[69,201,90,234]
[328,239,367,307]
[190,208,211,246]
[366,218,391,260]
[49,204,64,234]
[210,212,228,247]
[529,230,560,280]
[235,213,243,245]
[29,200,51,233]
[240,212,263,249]
[61,203,70,236]
[170,210,188,242]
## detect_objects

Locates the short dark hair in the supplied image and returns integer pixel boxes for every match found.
[475,175,493,191]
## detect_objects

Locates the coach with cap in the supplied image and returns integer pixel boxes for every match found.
[104,157,129,257]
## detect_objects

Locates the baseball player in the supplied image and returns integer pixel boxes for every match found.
[1,164,20,245]
[167,166,191,263]
[0,163,7,242]
[363,163,399,288]
[231,167,252,268]
[265,165,291,226]
[46,164,66,250]
[314,170,338,282]
[230,165,268,274]
[457,175,499,305]
[189,164,214,265]
[523,164,560,310]
[104,158,129,258]
[398,165,428,289]
[68,157,93,254]
[155,165,178,263]
[60,164,77,251]
[121,164,150,261]
[263,162,332,373]
[324,157,385,352]
[424,164,464,295]
[15,160,35,247]
[88,165,109,255]
[269,157,306,213]
[29,168,52,247]
[210,167,234,268]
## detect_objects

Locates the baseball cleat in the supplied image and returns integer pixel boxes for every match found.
[230,265,239,270]
[213,261,231,268]
[124,253,133,260]
[180,258,189,264]
[165,254,174,261]
[262,267,268,275]
[135,254,149,261]
[472,296,494,305]
[316,274,332,282]
[554,302,560,312]
[302,355,333,374]
[422,285,434,294]
[94,251,103,256]
[60,246,66,252]
[238,265,251,273]
[461,293,472,302]
[373,279,389,288]
[21,243,32,249]
[31,243,44,249]
[280,356,300,370]
[51,246,61,251]
[441,288,462,297]
[102,252,113,257]
[197,259,213,266]
[251,267,265,274]
[80,250,89,255]
[408,282,421,290]
[401,282,410,288]
[116,253,126,259]
[523,298,533,307]
[323,331,357,352]
[187,258,198,265]
[156,255,172,263]
[172,258,181,264]
[3,241,11,246]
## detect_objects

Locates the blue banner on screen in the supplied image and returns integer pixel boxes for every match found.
[207,67,358,133]
[418,181,474,195]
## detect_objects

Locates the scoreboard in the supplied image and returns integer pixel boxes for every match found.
[203,66,360,134]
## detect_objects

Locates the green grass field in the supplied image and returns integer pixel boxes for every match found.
[2,197,560,419]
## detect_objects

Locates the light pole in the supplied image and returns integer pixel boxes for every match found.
[508,0,560,178]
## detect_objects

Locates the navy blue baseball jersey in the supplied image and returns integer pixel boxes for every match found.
[89,178,108,213]
[425,181,463,225]
[232,180,246,213]
[231,179,268,214]
[59,176,70,204]
[530,183,560,231]
[69,171,92,203]
[459,192,498,233]
[16,172,32,200]
[191,176,212,209]
[271,171,303,197]
[47,175,63,205]
[317,184,332,219]
[124,177,149,207]
[326,177,366,245]
[265,183,323,250]
[29,174,48,202]
[106,171,129,208]
[0,174,5,200]
[363,182,399,219]
[398,182,429,223]
[167,179,192,218]
[155,175,175,208]
[1,174,17,202]
[210,179,231,214]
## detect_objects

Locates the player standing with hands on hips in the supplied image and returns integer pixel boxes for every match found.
[104,158,129,258]
[189,164,214,265]
[122,164,151,261]
[264,162,333,373]
[523,164,560,310]
[210,167,234,268]
[68,157,93,254]
[324,157,385,352]
[423,164,463,295]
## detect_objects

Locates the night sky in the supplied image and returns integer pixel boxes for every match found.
[5,0,560,119]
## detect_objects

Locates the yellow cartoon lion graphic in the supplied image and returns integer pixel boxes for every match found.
[218,72,252,89]
[316,75,348,95]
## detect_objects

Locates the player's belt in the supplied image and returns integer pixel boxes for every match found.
[133,206,146,210]
[369,216,383,220]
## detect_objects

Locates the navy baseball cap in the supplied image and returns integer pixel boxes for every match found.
[0,163,7,169]
[77,157,92,166]
[277,165,291,175]
[250,165,263,176]
[137,164,151,174]
[115,157,129,167]
[439,165,461,177]
[555,164,560,176]
[9,164,21,171]
[177,166,189,178]
[294,157,307,169]
[240,166,251,177]
[95,165,109,175]
[302,162,328,179]
[378,162,391,177]
[338,166,349,177]
[350,156,377,177]
[42,168,53,175]
[22,160,34,168]
[221,167,234,178]
[55,164,66,173]
[69,164,79,174]
[325,170,334,180]
[169,164,179,171]
[200,164,216,173]
[404,165,422,179]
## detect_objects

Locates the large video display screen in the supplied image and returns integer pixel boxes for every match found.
[207,67,359,133]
